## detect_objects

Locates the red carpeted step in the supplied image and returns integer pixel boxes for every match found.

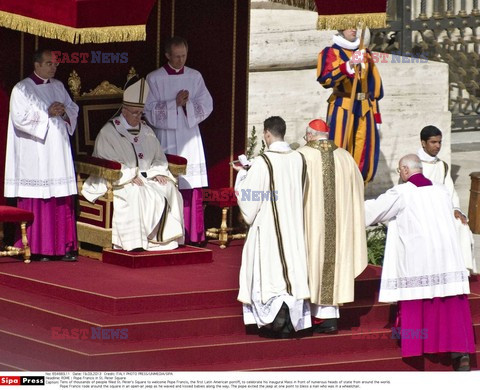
[102,246,213,268]
[0,256,240,315]
[0,281,478,345]
[190,347,478,372]
[0,256,387,315]
[1,314,478,371]
[0,316,400,371]
[0,284,245,341]
[6,283,473,343]
[0,348,67,372]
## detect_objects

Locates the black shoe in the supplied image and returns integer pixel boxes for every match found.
[272,303,289,332]
[313,318,338,334]
[452,353,470,371]
[189,241,207,248]
[61,252,77,262]
[272,303,295,338]
[32,255,51,262]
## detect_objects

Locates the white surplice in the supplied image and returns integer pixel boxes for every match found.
[235,142,311,331]
[145,66,213,190]
[4,77,79,198]
[365,181,470,303]
[417,148,477,274]
[81,115,184,251]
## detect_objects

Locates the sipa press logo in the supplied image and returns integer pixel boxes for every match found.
[0,376,45,386]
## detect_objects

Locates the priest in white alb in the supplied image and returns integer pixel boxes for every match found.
[4,49,79,261]
[298,119,367,334]
[145,36,213,245]
[82,77,184,251]
[417,125,477,274]
[365,154,474,371]
[233,116,311,338]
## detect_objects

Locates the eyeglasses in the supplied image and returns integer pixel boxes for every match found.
[124,107,144,117]
[396,166,405,174]
[303,135,308,141]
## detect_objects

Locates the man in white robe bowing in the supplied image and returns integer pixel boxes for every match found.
[416,125,477,274]
[365,154,474,371]
[298,119,367,334]
[232,116,311,338]
[145,36,213,245]
[4,49,79,262]
[82,78,184,251]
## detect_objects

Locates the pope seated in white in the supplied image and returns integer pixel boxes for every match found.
[81,78,184,251]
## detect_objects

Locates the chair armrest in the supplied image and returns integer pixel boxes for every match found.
[166,153,187,177]
[75,155,122,182]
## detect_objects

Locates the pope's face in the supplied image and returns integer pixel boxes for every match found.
[166,44,188,70]
[342,29,357,42]
[122,106,143,127]
[421,135,442,157]
[34,51,58,80]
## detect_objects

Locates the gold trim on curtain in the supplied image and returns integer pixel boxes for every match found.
[317,13,386,30]
[0,11,147,43]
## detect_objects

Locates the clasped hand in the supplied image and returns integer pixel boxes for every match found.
[48,102,66,117]
[176,90,189,107]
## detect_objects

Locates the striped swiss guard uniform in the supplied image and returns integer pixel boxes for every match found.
[317,34,383,183]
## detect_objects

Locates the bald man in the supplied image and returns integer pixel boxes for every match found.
[365,154,474,371]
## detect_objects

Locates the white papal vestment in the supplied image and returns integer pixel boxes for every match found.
[81,115,184,251]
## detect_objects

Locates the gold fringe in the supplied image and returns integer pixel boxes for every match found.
[75,161,122,182]
[317,13,387,30]
[77,222,113,249]
[0,11,146,43]
[168,163,187,178]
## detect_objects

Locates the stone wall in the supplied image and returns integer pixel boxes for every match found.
[248,6,451,198]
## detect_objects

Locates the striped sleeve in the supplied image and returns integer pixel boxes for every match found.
[317,47,351,89]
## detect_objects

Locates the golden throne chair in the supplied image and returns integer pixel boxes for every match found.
[69,69,187,259]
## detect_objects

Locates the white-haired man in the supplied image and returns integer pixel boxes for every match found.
[82,78,184,251]
[365,154,474,371]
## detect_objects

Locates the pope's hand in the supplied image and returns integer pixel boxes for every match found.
[132,176,144,186]
[155,175,168,185]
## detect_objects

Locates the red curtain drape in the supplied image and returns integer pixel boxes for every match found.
[315,0,388,15]
[0,0,156,28]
